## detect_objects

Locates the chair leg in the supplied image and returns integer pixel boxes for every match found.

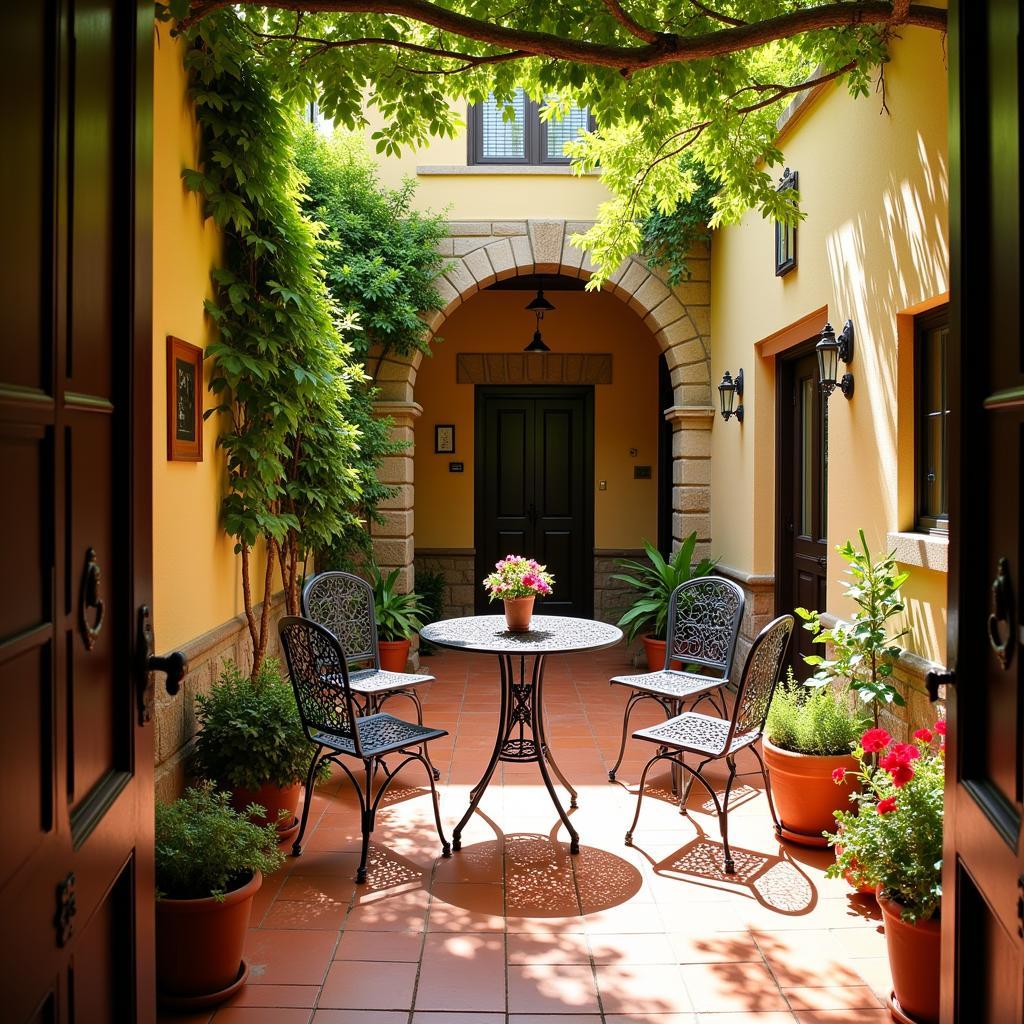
[609,691,645,781]
[292,745,324,857]
[719,755,738,875]
[418,750,452,859]
[357,760,375,884]
[625,751,672,846]
[410,690,442,781]
[750,741,781,834]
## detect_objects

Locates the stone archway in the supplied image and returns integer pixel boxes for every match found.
[367,219,715,610]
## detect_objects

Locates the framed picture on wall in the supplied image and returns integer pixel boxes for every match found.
[435,424,456,454]
[167,336,203,462]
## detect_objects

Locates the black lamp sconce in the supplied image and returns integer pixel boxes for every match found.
[718,368,744,423]
[816,320,854,399]
[524,286,555,352]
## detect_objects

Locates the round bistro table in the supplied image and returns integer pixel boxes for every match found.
[420,614,623,854]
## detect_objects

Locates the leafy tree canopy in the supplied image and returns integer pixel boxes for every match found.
[166,1,945,281]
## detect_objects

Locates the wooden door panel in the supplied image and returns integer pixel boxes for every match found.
[538,407,573,516]
[495,407,529,517]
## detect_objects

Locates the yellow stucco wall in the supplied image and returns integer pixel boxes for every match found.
[710,27,949,661]
[364,106,611,220]
[414,289,660,550]
[153,34,263,652]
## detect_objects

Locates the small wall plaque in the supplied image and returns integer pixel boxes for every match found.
[449,461,464,473]
[435,424,455,453]
[634,465,652,480]
[167,336,203,462]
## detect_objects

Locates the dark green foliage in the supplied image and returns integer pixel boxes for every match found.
[293,126,449,363]
[415,568,447,654]
[766,670,869,756]
[370,564,426,641]
[613,534,718,644]
[155,783,285,900]
[193,659,325,790]
[641,160,719,286]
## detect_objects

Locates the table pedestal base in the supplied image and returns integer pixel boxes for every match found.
[452,653,580,854]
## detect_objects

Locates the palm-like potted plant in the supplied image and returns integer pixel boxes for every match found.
[370,564,426,671]
[763,670,869,848]
[827,724,945,1024]
[194,659,326,841]
[156,784,285,1007]
[613,533,718,670]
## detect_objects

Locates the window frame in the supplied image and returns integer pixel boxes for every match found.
[774,167,798,276]
[467,92,594,166]
[914,305,950,535]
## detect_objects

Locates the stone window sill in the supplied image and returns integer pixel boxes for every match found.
[887,531,949,573]
[416,164,601,177]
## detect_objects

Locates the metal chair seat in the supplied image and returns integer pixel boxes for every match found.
[607,576,745,783]
[348,667,435,695]
[610,669,725,702]
[311,712,446,759]
[633,712,759,757]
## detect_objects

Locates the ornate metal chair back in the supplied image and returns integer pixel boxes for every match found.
[665,576,746,675]
[278,615,363,757]
[302,570,379,670]
[725,614,795,748]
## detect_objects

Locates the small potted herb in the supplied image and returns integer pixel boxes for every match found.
[763,671,869,847]
[370,564,427,670]
[194,659,325,840]
[156,784,285,1007]
[827,724,945,1024]
[613,533,718,669]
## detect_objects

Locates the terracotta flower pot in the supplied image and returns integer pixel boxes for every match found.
[503,595,535,631]
[834,837,878,897]
[877,889,941,1024]
[232,781,302,841]
[156,869,261,1006]
[641,636,683,672]
[378,638,411,672]
[762,738,860,847]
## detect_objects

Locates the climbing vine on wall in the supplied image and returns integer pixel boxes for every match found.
[179,13,364,671]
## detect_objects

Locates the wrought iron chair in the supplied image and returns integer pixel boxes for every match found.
[624,613,794,874]
[607,576,745,783]
[303,570,439,778]
[278,616,451,882]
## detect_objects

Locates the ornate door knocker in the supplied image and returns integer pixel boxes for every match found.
[987,556,1016,671]
[78,547,105,651]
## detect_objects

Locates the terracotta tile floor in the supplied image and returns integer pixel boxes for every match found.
[160,645,891,1024]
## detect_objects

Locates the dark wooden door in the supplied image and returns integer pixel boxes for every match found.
[942,2,1024,1019]
[476,388,594,617]
[776,347,828,676]
[0,2,157,1021]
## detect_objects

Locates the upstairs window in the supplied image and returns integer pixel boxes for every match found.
[915,306,950,533]
[775,167,798,276]
[469,89,592,165]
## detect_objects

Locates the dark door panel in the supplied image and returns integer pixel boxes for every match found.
[476,388,594,617]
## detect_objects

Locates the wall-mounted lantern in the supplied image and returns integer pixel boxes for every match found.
[718,368,744,423]
[816,320,855,399]
[524,287,555,352]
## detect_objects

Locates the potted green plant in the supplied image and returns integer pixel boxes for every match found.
[613,533,718,670]
[827,723,945,1024]
[416,567,447,654]
[763,670,869,847]
[797,531,912,725]
[156,784,285,1008]
[194,659,325,841]
[482,555,555,631]
[370,564,427,671]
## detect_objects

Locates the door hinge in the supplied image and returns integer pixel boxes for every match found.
[1017,876,1024,939]
[55,873,76,947]
[136,605,188,725]
[925,667,956,702]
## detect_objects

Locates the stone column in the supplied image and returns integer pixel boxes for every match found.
[371,401,421,594]
[664,405,714,561]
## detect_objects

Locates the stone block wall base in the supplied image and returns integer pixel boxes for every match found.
[416,549,477,623]
[154,593,287,803]
[594,550,643,626]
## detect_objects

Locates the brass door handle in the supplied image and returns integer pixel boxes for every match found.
[78,548,105,650]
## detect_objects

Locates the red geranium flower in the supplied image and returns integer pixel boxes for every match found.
[913,728,933,743]
[935,719,946,736]
[860,727,892,753]
[890,742,921,762]
[877,796,898,814]
[832,767,847,784]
